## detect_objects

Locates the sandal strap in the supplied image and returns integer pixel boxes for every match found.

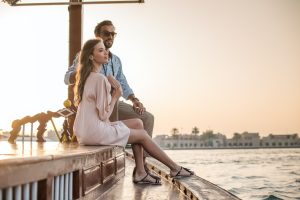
[174,166,194,177]
[174,166,183,177]
[140,173,161,184]
[140,173,150,182]
[182,167,194,175]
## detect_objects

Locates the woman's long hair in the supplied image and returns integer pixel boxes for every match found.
[74,39,102,106]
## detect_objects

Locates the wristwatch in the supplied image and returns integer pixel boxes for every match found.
[132,97,140,102]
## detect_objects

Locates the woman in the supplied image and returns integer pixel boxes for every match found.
[74,39,194,185]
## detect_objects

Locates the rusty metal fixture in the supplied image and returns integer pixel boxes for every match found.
[8,108,76,144]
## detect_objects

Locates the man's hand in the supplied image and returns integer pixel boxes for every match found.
[107,75,121,89]
[133,100,146,115]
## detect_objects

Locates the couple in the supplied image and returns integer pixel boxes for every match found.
[73,38,194,185]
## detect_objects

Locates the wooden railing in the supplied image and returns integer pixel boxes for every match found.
[0,143,125,200]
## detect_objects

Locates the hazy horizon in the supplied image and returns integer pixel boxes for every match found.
[0,0,299,137]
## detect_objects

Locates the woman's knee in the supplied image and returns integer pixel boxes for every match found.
[129,129,148,143]
[135,118,143,129]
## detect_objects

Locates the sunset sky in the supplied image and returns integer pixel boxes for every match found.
[0,0,299,137]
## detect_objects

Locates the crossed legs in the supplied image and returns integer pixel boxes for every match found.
[121,118,192,183]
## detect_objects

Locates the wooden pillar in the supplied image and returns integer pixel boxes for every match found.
[67,0,81,139]
[68,0,82,101]
[68,0,82,67]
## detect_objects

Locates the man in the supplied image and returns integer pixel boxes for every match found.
[64,20,158,179]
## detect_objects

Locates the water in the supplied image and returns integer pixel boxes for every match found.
[164,148,300,200]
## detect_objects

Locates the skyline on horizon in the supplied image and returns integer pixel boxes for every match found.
[0,0,299,137]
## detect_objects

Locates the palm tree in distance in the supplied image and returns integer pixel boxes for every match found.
[201,130,214,140]
[171,127,179,138]
[201,130,215,147]
[191,126,200,136]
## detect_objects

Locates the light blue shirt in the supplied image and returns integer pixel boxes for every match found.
[64,52,134,100]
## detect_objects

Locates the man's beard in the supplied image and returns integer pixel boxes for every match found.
[104,40,113,49]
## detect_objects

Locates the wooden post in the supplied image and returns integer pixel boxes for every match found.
[68,0,82,67]
[67,0,82,139]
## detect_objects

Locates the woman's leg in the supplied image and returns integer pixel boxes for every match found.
[131,144,145,179]
[127,129,179,171]
[121,119,145,163]
[121,118,144,129]
[122,119,192,180]
[121,119,145,166]
[121,119,152,181]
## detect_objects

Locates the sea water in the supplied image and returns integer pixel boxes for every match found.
[165,148,300,200]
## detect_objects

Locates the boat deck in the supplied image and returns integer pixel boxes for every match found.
[102,155,186,200]
[0,141,240,200]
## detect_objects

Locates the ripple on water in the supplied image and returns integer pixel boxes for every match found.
[231,175,243,180]
[246,175,264,179]
[290,171,300,175]
[251,186,271,190]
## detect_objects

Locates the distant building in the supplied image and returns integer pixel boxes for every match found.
[154,132,227,149]
[197,132,227,148]
[0,131,10,141]
[261,134,300,148]
[154,134,202,149]
[46,130,60,141]
[226,132,260,148]
[153,132,300,149]
[153,134,168,147]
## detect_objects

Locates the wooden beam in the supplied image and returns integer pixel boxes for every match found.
[12,0,144,6]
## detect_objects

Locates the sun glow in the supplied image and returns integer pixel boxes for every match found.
[1,0,300,137]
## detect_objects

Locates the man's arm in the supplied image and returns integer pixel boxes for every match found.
[114,57,134,100]
[115,57,145,115]
[64,54,79,85]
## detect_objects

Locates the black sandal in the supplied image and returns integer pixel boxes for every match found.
[144,165,161,180]
[133,173,162,185]
[133,166,161,180]
[170,167,194,179]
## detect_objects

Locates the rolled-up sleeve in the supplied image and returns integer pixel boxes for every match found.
[64,54,79,85]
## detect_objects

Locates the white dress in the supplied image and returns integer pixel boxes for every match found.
[74,72,130,147]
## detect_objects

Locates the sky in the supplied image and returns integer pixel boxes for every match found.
[0,0,299,137]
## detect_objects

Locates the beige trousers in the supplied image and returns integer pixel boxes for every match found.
[110,101,154,157]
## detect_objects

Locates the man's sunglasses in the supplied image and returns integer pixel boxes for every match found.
[101,31,117,37]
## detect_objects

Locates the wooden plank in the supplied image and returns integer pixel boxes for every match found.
[83,165,102,195]
[116,154,125,173]
[102,158,116,184]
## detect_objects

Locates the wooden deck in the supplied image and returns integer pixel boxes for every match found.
[0,141,240,200]
[0,141,125,199]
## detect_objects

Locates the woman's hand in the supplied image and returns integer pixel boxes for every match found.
[112,85,123,99]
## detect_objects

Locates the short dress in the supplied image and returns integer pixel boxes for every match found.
[73,72,130,147]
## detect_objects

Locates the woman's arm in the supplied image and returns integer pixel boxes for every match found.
[96,76,122,121]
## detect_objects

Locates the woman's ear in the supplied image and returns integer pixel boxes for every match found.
[89,55,94,60]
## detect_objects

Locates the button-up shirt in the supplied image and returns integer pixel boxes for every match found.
[64,52,134,99]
